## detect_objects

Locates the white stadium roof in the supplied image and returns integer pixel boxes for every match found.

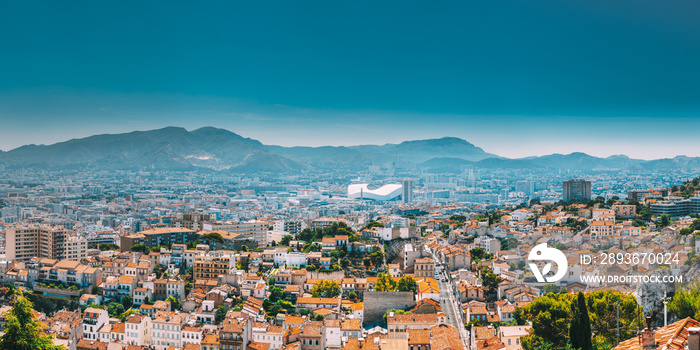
[347,183,403,201]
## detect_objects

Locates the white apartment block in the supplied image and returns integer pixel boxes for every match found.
[82,307,109,341]
[151,311,188,350]
[125,314,152,346]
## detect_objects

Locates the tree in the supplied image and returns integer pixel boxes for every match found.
[241,245,249,252]
[470,248,492,262]
[108,302,125,317]
[311,280,341,298]
[586,291,641,348]
[396,276,418,293]
[479,267,502,290]
[98,243,121,251]
[669,281,700,320]
[340,257,350,268]
[375,272,397,292]
[203,232,224,243]
[279,235,293,247]
[215,306,227,324]
[130,244,150,253]
[0,292,64,350]
[121,295,133,309]
[143,296,150,305]
[658,214,670,228]
[368,250,384,267]
[543,284,563,295]
[569,292,592,350]
[166,296,182,310]
[520,293,572,349]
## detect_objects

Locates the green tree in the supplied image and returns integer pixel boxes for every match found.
[586,291,641,347]
[121,295,133,309]
[130,244,150,253]
[279,235,293,247]
[240,245,249,252]
[569,292,592,350]
[396,276,418,292]
[98,243,121,251]
[203,232,224,243]
[470,248,492,262]
[0,292,64,350]
[479,267,502,290]
[310,280,341,298]
[520,293,572,349]
[108,302,125,317]
[375,272,397,292]
[368,250,384,267]
[166,296,182,310]
[215,306,227,324]
[669,281,700,320]
[542,284,563,295]
[340,257,350,268]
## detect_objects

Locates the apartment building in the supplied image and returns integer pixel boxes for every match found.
[194,256,232,280]
[612,204,636,218]
[219,317,249,350]
[120,228,196,251]
[414,257,435,278]
[5,224,87,262]
[151,311,188,350]
[650,196,700,216]
[206,220,267,247]
[386,313,444,340]
[82,307,109,341]
[28,258,102,291]
[590,219,615,236]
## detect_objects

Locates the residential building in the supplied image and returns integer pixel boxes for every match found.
[414,257,435,278]
[5,224,87,262]
[151,311,187,350]
[82,307,109,341]
[120,228,196,251]
[563,179,592,202]
[194,256,232,280]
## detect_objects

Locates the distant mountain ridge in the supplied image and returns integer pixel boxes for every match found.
[2,126,700,172]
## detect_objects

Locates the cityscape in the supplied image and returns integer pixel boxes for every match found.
[2,1,700,350]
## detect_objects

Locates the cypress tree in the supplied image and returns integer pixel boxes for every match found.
[569,292,593,350]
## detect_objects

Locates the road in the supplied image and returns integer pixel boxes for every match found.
[433,255,470,349]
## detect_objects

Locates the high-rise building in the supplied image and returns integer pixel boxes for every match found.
[563,179,592,202]
[402,178,413,204]
[516,180,536,197]
[4,224,87,262]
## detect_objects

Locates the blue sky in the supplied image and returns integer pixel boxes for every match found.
[1,0,699,159]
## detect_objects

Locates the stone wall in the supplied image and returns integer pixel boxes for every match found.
[363,291,415,326]
[307,270,345,280]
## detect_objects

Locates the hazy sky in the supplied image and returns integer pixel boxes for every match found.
[1,1,699,159]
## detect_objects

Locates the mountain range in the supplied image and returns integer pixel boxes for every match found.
[1,126,699,172]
